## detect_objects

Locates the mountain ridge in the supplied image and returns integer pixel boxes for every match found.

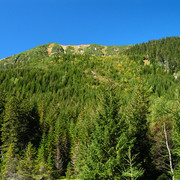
[1,36,179,75]
[0,43,132,62]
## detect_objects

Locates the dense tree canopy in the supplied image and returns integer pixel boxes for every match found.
[0,36,179,179]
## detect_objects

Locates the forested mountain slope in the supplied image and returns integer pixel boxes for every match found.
[0,37,179,179]
[125,36,180,74]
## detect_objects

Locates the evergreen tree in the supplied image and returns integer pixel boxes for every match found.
[1,143,19,179]
[54,117,70,176]
[17,142,36,180]
[0,86,6,159]
[0,86,6,123]
[122,147,144,180]
[34,133,54,179]
[127,84,155,179]
[36,133,47,173]
[79,86,128,179]
[1,96,21,154]
[172,101,180,179]
[20,101,41,148]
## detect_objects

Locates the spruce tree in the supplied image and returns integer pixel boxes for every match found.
[35,133,53,179]
[36,133,47,173]
[0,86,6,158]
[127,84,155,179]
[1,96,21,154]
[1,96,25,179]
[79,86,128,179]
[1,143,19,179]
[122,147,144,180]
[17,142,36,180]
[54,117,70,176]
[172,102,180,179]
[0,86,6,123]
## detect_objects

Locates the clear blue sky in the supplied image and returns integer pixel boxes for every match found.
[0,0,180,59]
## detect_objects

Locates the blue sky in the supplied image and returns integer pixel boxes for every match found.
[0,0,180,59]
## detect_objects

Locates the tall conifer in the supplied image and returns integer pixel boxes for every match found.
[79,86,128,179]
[1,96,20,153]
[127,84,155,179]
[172,103,180,179]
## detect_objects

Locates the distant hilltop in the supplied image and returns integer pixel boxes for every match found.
[60,44,131,55]
[1,36,179,75]
[0,43,132,62]
[45,43,132,56]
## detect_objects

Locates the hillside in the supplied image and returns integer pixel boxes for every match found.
[0,37,179,180]
[125,36,180,74]
[0,43,132,65]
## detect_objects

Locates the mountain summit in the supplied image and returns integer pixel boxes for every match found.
[0,43,131,63]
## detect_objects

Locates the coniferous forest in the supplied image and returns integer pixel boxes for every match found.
[0,37,179,179]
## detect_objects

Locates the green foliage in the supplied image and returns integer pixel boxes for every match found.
[1,143,19,179]
[77,47,83,53]
[125,36,180,73]
[65,46,75,55]
[1,96,21,153]
[0,37,179,179]
[172,101,180,179]
[122,147,144,180]
[78,86,129,179]
[0,86,6,133]
[84,44,104,56]
[0,86,6,114]
[126,84,155,179]
[35,133,52,178]
[2,44,50,66]
[51,43,64,56]
[36,133,46,164]
[17,142,36,180]
[157,173,170,180]
[149,96,177,178]
[105,45,132,56]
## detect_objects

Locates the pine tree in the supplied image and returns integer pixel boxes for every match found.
[172,101,180,179]
[36,133,47,173]
[0,86,6,159]
[54,117,70,176]
[34,133,54,179]
[79,86,128,179]
[20,100,41,148]
[0,86,6,123]
[127,84,154,179]
[47,152,54,177]
[122,147,144,180]
[1,96,21,154]
[17,142,36,180]
[1,143,19,179]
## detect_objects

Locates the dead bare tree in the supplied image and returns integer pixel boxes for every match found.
[164,122,174,180]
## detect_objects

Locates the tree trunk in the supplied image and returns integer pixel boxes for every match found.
[164,122,174,180]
